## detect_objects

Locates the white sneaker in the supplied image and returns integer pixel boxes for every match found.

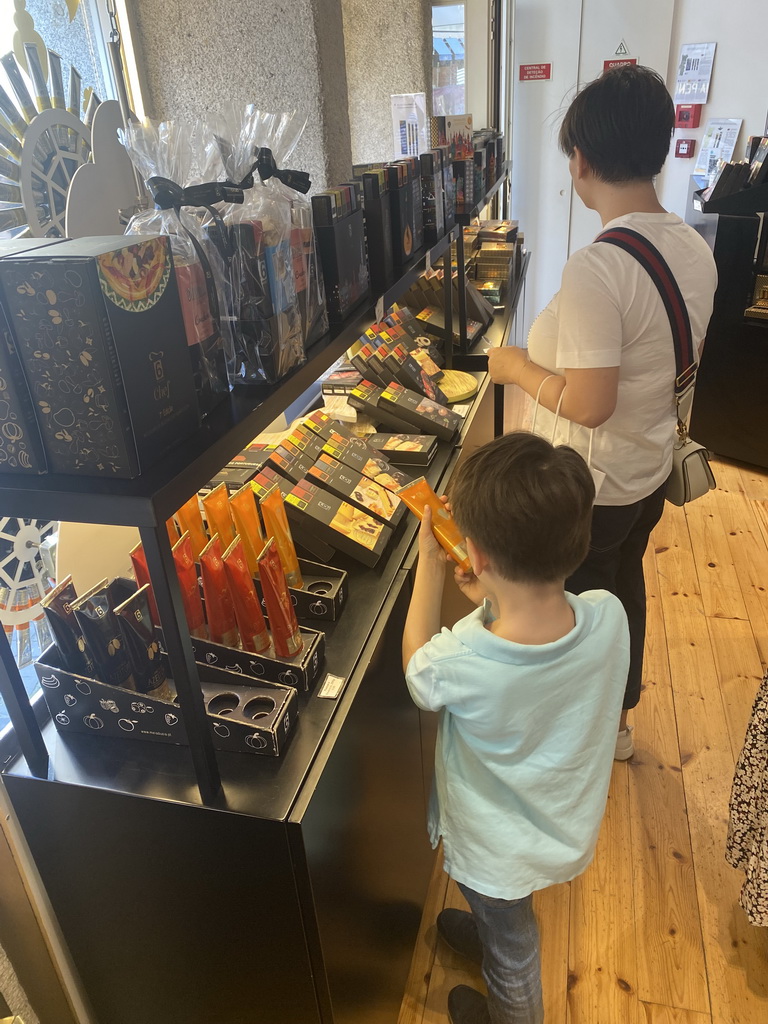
[614,726,634,761]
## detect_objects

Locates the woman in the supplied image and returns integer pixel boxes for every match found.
[488,65,717,759]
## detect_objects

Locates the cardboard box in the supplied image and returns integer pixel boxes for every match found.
[420,150,446,246]
[385,162,416,266]
[285,479,391,568]
[380,341,449,404]
[302,408,355,443]
[250,466,336,564]
[190,625,325,693]
[203,463,257,492]
[285,423,327,462]
[35,646,298,756]
[0,235,200,478]
[348,379,424,434]
[361,170,395,294]
[321,364,363,395]
[0,238,63,473]
[313,205,370,323]
[253,557,347,622]
[307,452,405,527]
[367,432,438,466]
[379,381,461,441]
[446,115,474,159]
[267,438,317,484]
[401,157,425,254]
[349,339,391,389]
[321,430,413,490]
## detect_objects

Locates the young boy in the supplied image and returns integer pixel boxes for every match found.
[402,432,630,1024]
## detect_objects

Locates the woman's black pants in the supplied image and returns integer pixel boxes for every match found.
[565,480,668,710]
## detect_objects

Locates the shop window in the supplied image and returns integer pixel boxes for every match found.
[433,2,466,116]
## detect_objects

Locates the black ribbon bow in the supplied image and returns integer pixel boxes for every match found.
[147,176,245,210]
[256,147,311,194]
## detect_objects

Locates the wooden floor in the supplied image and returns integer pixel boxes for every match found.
[398,456,768,1024]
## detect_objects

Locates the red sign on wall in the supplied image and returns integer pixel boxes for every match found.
[603,57,638,72]
[519,63,552,82]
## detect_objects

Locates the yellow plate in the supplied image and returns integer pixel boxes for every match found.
[440,369,478,404]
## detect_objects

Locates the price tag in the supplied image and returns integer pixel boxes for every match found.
[317,673,346,699]
[375,296,384,324]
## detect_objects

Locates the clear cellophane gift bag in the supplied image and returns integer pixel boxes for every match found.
[208,107,323,385]
[120,119,236,414]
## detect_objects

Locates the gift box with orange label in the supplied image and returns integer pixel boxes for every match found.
[0,235,200,478]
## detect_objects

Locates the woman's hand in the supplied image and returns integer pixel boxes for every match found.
[487,346,529,387]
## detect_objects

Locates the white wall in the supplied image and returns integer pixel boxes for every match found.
[511,0,768,339]
[659,0,768,216]
[465,0,491,127]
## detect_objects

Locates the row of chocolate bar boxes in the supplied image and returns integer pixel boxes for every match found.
[199,407,461,569]
[311,139,505,320]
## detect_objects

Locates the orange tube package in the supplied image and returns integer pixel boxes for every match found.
[166,517,179,547]
[175,494,209,561]
[258,485,303,588]
[199,535,239,647]
[396,477,472,573]
[202,483,236,552]
[222,537,270,654]
[229,483,265,577]
[172,532,208,639]
[257,538,303,659]
[129,542,161,627]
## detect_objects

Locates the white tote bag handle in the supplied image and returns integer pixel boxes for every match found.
[530,374,605,499]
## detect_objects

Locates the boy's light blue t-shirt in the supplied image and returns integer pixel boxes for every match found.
[406,590,629,900]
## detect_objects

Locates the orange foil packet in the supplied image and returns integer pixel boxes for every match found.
[222,537,270,654]
[199,535,239,647]
[396,477,472,573]
[259,485,303,589]
[172,532,208,639]
[229,484,265,577]
[129,542,161,627]
[175,494,209,561]
[257,538,303,659]
[202,483,236,552]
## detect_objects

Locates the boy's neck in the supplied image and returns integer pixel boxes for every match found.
[484,576,575,646]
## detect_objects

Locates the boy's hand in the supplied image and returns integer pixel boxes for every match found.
[418,505,451,569]
[453,565,487,606]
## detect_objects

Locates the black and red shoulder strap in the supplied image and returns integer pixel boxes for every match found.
[594,226,696,399]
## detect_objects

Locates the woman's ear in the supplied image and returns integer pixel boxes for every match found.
[466,537,490,577]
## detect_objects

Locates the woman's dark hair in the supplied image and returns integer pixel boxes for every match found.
[450,432,595,583]
[559,65,674,183]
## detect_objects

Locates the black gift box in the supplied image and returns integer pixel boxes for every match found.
[0,235,200,479]
[385,162,417,267]
[379,381,461,441]
[321,431,413,491]
[189,625,325,694]
[367,432,438,466]
[307,452,406,528]
[313,203,370,324]
[267,439,317,484]
[36,646,298,756]
[401,157,424,254]
[0,238,64,473]
[420,151,446,246]
[362,170,395,294]
[253,557,347,622]
[348,380,422,434]
[285,479,391,568]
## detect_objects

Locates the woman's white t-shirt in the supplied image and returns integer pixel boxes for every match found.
[527,212,717,506]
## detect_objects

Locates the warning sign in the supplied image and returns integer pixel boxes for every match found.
[519,63,552,81]
[615,39,629,56]
[604,57,638,72]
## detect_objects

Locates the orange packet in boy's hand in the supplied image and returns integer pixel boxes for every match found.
[396,477,472,573]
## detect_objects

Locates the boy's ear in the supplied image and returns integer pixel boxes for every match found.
[466,537,490,576]
[571,146,591,181]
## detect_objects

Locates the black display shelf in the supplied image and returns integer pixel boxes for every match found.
[694,180,768,215]
[455,160,511,225]
[382,224,459,312]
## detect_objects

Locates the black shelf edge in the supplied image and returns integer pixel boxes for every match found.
[455,161,511,225]
[695,180,768,215]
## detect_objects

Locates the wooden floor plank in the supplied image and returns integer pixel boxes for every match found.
[705,617,765,760]
[737,463,768,501]
[630,546,709,1014]
[685,501,749,621]
[567,769,640,1024]
[398,851,449,1024]
[639,1002,712,1023]
[656,508,768,1024]
[534,882,570,1024]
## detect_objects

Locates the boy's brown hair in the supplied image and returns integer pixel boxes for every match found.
[450,431,594,583]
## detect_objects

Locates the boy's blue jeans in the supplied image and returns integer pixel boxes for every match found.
[457,882,544,1024]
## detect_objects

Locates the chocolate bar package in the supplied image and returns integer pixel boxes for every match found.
[348,379,424,434]
[204,463,257,493]
[250,465,294,501]
[285,479,391,568]
[380,341,448,404]
[313,203,370,323]
[367,432,438,467]
[267,439,317,484]
[385,162,416,267]
[453,159,475,209]
[379,381,461,441]
[361,170,395,294]
[301,408,354,443]
[348,339,391,389]
[0,235,200,478]
[229,446,274,474]
[285,423,326,463]
[384,309,445,367]
[0,238,63,473]
[307,452,405,527]
[401,157,424,254]
[321,430,412,491]
[321,364,363,395]
[420,151,446,246]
